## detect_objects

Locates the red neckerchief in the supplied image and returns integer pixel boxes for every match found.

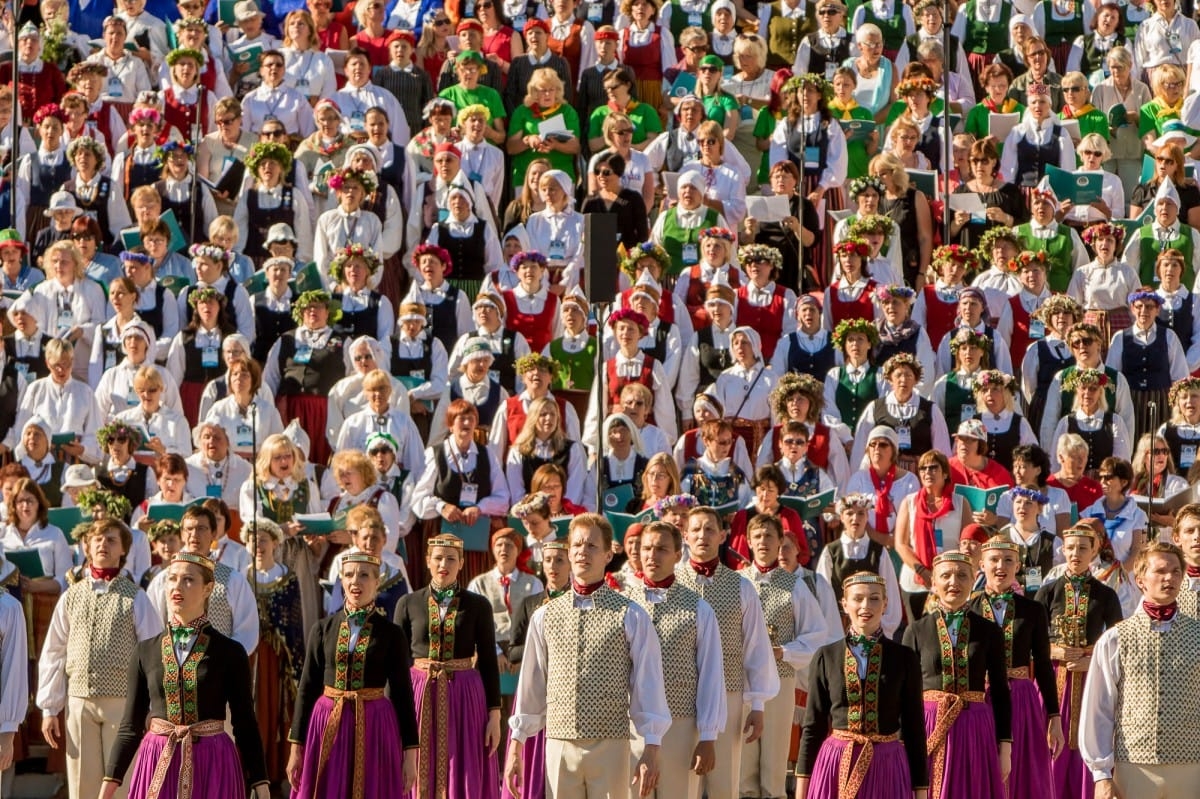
[89,565,119,581]
[689,558,720,577]
[869,465,896,534]
[573,579,606,596]
[754,560,779,574]
[1143,601,1179,622]
[1186,565,1200,578]
[644,574,675,589]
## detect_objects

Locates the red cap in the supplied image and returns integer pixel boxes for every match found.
[456,17,483,32]
[523,17,550,34]
[595,28,618,41]
[961,523,990,544]
[433,141,462,159]
[387,29,416,46]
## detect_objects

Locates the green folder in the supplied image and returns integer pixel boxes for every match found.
[227,41,264,72]
[953,484,1010,513]
[600,483,635,514]
[1045,165,1104,205]
[604,510,654,543]
[47,507,88,536]
[159,274,193,297]
[6,548,44,578]
[243,270,269,295]
[146,498,209,522]
[906,169,938,198]
[1108,103,1127,129]
[294,509,349,536]
[293,262,324,293]
[219,0,237,24]
[443,516,492,551]
[838,119,876,143]
[779,488,835,521]
[120,209,187,253]
[506,516,571,540]
[51,432,78,446]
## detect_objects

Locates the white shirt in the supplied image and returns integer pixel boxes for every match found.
[740,564,835,688]
[202,395,285,458]
[242,83,316,139]
[282,46,337,100]
[184,452,254,508]
[5,378,104,462]
[0,593,26,732]
[816,536,903,636]
[147,561,259,654]
[0,523,73,590]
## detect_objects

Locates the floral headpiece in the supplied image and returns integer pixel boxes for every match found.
[784,73,829,96]
[66,136,106,162]
[738,244,783,270]
[833,237,870,258]
[1169,376,1200,408]
[511,491,552,520]
[873,284,916,303]
[845,214,894,240]
[848,176,885,198]
[653,493,698,518]
[977,226,1021,258]
[329,243,383,282]
[1004,250,1048,273]
[832,317,880,349]
[292,289,342,325]
[619,241,671,278]
[933,243,980,271]
[147,519,181,543]
[189,243,231,265]
[245,141,292,174]
[949,327,990,352]
[608,307,650,331]
[119,250,154,266]
[896,77,938,98]
[509,250,549,271]
[157,139,195,160]
[187,286,224,308]
[76,488,132,521]
[33,103,67,125]
[770,372,824,419]
[834,492,876,513]
[327,167,379,195]
[173,16,208,31]
[1127,287,1163,306]
[1035,294,1083,324]
[514,353,557,375]
[1062,367,1109,391]
[1010,486,1051,504]
[1082,222,1126,247]
[128,107,163,126]
[165,47,204,66]
[882,352,923,380]
[411,243,452,274]
[699,227,735,242]
[97,421,143,451]
[974,369,1017,393]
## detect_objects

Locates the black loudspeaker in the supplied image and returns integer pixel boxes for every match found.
[583,213,620,301]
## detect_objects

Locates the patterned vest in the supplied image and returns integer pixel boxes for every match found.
[1114,613,1200,764]
[543,588,633,740]
[62,577,139,697]
[630,584,701,718]
[208,562,235,637]
[742,567,798,679]
[675,564,745,692]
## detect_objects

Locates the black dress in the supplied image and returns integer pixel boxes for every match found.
[579,188,650,250]
[880,188,923,288]
[507,590,547,664]
[752,193,821,293]
[966,592,1060,719]
[952,182,1029,250]
[1130,179,1200,221]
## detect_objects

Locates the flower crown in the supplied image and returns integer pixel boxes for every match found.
[896,77,938,98]
[848,176,885,198]
[509,250,549,271]
[950,327,990,352]
[511,491,552,520]
[619,241,671,278]
[882,352,923,380]
[33,103,66,125]
[75,488,132,521]
[699,227,735,242]
[147,519,181,542]
[833,237,870,258]
[784,73,829,96]
[977,225,1021,258]
[738,244,783,269]
[119,250,154,266]
[329,243,383,282]
[933,243,980,271]
[128,107,163,126]
[832,317,880,349]
[1035,294,1083,324]
[514,353,557,375]
[1010,486,1050,504]
[97,421,143,451]
[165,47,204,66]
[327,167,379,195]
[189,243,230,264]
[245,141,292,174]
[411,243,452,274]
[770,372,824,418]
[1082,222,1126,247]
[292,290,342,325]
[1127,287,1163,306]
[608,307,649,330]
[1062,367,1109,391]
[835,492,876,513]
[187,285,224,308]
[1169,376,1200,408]
[846,213,893,238]
[974,369,1017,393]
[873,284,916,303]
[1004,250,1048,273]
[66,136,106,162]
[653,493,698,518]
[157,140,195,160]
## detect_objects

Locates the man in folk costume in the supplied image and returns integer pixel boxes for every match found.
[736,513,833,799]
[36,519,162,799]
[1013,177,1088,294]
[622,520,726,799]
[505,514,672,797]
[1121,178,1200,287]
[1080,541,1200,799]
[675,505,779,799]
[146,504,259,654]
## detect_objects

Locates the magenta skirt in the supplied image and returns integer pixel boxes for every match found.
[923,698,1006,799]
[1052,667,1092,799]
[806,737,911,799]
[1000,677,1054,799]
[126,730,245,799]
[407,666,499,799]
[501,730,545,799]
[290,694,404,799]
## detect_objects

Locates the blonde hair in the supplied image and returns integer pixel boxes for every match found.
[870,152,910,193]
[255,433,306,482]
[132,365,163,390]
[361,368,391,393]
[208,215,239,241]
[515,397,567,456]
[524,68,565,107]
[44,240,86,279]
[331,449,377,488]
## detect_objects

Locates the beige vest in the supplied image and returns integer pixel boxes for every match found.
[677,564,745,693]
[631,584,701,719]
[1114,613,1200,764]
[742,567,798,680]
[63,577,139,698]
[209,562,235,637]
[543,587,632,740]
[1177,587,1200,618]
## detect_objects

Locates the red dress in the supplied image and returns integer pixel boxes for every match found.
[606,356,656,424]
[353,31,391,67]
[921,284,960,354]
[1006,294,1039,369]
[684,265,741,329]
[482,27,517,87]
[0,63,66,123]
[826,280,877,326]
[163,86,209,142]
[948,456,1014,489]
[1047,475,1103,513]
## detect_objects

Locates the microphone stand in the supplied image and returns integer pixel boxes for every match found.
[941,0,953,246]
[593,300,609,513]
[188,113,202,247]
[1147,400,1158,538]
[249,401,259,599]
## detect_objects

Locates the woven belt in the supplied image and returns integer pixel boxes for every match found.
[415,658,475,799]
[831,730,900,799]
[923,690,986,799]
[310,686,387,799]
[1007,666,1032,680]
[146,718,226,799]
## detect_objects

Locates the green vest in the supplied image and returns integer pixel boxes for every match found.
[1138,226,1196,287]
[1016,223,1075,293]
[549,336,598,390]
[767,2,816,67]
[1059,364,1119,416]
[670,0,713,41]
[862,3,907,50]
[963,0,1010,54]
[661,206,719,276]
[835,366,878,431]
[944,371,977,432]
[1042,0,1083,45]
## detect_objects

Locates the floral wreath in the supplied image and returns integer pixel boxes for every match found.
[1127,287,1163,306]
[933,243,980,271]
[173,16,208,32]
[784,73,829,96]
[511,491,552,520]
[608,307,649,331]
[327,167,379,195]
[329,243,383,283]
[189,243,231,265]
[165,47,205,67]
[738,244,783,270]
[770,372,824,419]
[1062,367,1109,391]
[75,488,132,521]
[119,250,154,266]
[245,141,293,174]
[97,421,143,451]
[411,243,452,275]
[882,352,923,381]
[33,103,67,125]
[128,107,163,127]
[157,140,195,161]
[1003,250,1048,273]
[699,226,735,242]
[509,250,549,271]
[187,285,225,308]
[652,493,698,518]
[848,176,885,198]
[1081,222,1126,247]
[832,317,880,349]
[1035,294,1083,324]
[619,241,671,279]
[896,77,938,98]
[835,492,876,513]
[949,327,990,353]
[873,284,916,303]
[514,353,557,376]
[66,136,107,164]
[292,290,342,325]
[147,519,181,543]
[846,213,893,238]
[1169,376,1200,408]
[1010,486,1050,504]
[973,369,1017,394]
[977,226,1021,258]
[833,238,870,259]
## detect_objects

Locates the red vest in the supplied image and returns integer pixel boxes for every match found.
[685,265,741,330]
[87,109,115,158]
[827,280,877,326]
[503,290,559,354]
[621,27,664,79]
[619,286,675,326]
[505,394,572,445]
[682,428,703,461]
[163,87,209,142]
[547,20,585,82]
[606,356,656,424]
[1007,294,1036,368]
[736,284,788,362]
[922,284,960,352]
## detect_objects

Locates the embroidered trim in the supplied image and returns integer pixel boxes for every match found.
[161,626,209,725]
[936,610,970,694]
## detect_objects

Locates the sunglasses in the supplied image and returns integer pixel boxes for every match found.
[216,116,238,125]
[817,7,840,13]
[1153,448,1171,455]
[1063,85,1085,92]
[782,438,808,446]
[433,17,450,24]
[698,137,720,145]
[686,45,708,52]
[969,157,992,163]
[595,168,614,176]
[1098,473,1117,480]
[1070,338,1095,347]
[699,65,720,72]
[1080,150,1102,157]
[366,448,393,456]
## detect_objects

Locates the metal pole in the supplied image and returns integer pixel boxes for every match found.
[942,0,953,246]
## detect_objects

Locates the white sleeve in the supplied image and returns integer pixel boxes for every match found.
[225,571,261,655]
[0,597,28,733]
[779,575,829,678]
[509,606,549,741]
[35,595,70,715]
[693,599,728,742]
[1079,626,1121,781]
[739,577,782,711]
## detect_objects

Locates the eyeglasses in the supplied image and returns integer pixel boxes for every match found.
[782,438,808,446]
[433,17,450,25]
[367,448,393,456]
[71,232,94,240]
[595,168,614,176]
[216,116,238,125]
[699,65,720,72]
[1098,473,1116,480]
[261,60,284,69]
[1070,338,1095,347]
[859,40,882,49]
[1163,81,1184,90]
[698,137,720,145]
[1063,85,1085,92]
[918,465,941,473]
[817,7,840,13]
[686,45,709,52]
[262,129,286,138]
[1153,448,1171,455]
[1080,150,1102,157]
[1157,156,1175,164]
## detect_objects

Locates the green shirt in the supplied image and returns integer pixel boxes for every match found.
[1061,107,1110,147]
[508,103,583,187]
[831,106,875,181]
[964,101,1025,156]
[588,101,663,144]
[753,108,780,185]
[701,92,741,127]
[438,83,507,123]
[1138,98,1194,139]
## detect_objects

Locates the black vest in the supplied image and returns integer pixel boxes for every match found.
[251,289,298,363]
[96,461,149,517]
[433,444,492,506]
[1014,125,1063,186]
[1067,412,1116,474]
[520,441,573,489]
[786,119,830,174]
[871,397,934,456]
[32,160,73,207]
[390,334,434,379]
[179,330,226,385]
[245,188,295,260]
[1120,327,1171,391]
[1159,293,1195,354]
[332,290,382,341]
[826,538,884,601]
[802,29,851,78]
[426,284,462,353]
[986,413,1026,466]
[276,332,345,396]
[449,378,505,431]
[436,220,488,282]
[697,325,733,390]
[67,176,115,248]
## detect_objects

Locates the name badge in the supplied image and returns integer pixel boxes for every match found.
[824,62,836,79]
[125,387,138,407]
[1024,566,1043,592]
[1029,318,1046,339]
[460,481,479,506]
[201,346,220,368]
[587,1,603,21]
[1182,443,1196,468]
[804,145,820,169]
[106,76,124,97]
[104,349,116,372]
[294,344,313,364]
[548,239,567,261]
[350,111,366,131]
[206,484,223,498]
[934,527,943,548]
[687,11,702,25]
[296,78,310,89]
[57,308,75,335]
[235,423,253,449]
[438,207,450,223]
[513,14,527,29]
[896,424,912,450]
[488,368,500,383]
[960,403,976,421]
[468,171,483,184]
[410,369,425,380]
[14,361,28,378]
[682,243,699,264]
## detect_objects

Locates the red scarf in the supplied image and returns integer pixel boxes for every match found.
[869,465,896,534]
[1187,565,1200,578]
[89,565,120,581]
[1143,600,1178,622]
[754,560,779,574]
[912,484,955,584]
[690,558,720,577]
[644,574,675,589]
[573,578,606,596]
